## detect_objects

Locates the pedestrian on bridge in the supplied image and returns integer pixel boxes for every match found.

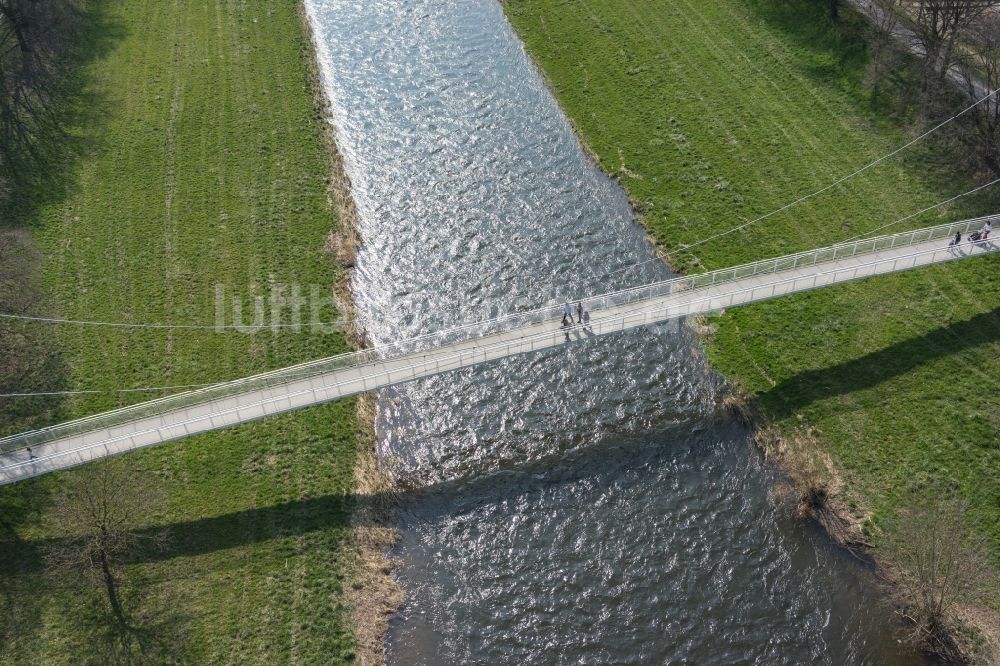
[576,301,584,324]
[949,231,961,247]
[562,302,573,327]
[983,219,993,240]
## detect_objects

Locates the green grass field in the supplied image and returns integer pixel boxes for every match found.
[504,0,1000,561]
[2,0,998,659]
[0,0,361,662]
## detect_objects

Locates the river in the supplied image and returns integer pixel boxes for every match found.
[303,0,922,662]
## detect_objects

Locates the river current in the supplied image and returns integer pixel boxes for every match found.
[303,0,920,662]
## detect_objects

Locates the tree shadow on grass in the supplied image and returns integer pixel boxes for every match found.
[0,471,55,650]
[77,597,191,665]
[0,499,188,661]
[5,573,194,664]
[744,0,872,86]
[0,2,127,443]
[0,481,53,656]
[0,0,127,228]
[0,488,351,658]
[755,306,1000,420]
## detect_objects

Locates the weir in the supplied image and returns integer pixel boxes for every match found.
[0,215,995,485]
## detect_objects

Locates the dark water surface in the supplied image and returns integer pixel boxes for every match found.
[303,0,921,662]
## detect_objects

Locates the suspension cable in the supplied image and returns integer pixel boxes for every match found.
[0,312,352,330]
[840,178,1000,243]
[603,86,999,280]
[3,92,996,331]
[0,382,220,397]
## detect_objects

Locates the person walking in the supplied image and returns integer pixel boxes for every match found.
[562,302,573,327]
[576,301,584,324]
[26,447,34,460]
[949,231,961,247]
[983,219,993,240]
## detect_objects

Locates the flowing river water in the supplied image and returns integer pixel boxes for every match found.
[303,0,923,662]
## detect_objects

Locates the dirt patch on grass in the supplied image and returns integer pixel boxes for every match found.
[955,604,1000,665]
[751,419,871,548]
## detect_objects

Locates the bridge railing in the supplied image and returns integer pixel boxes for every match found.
[584,214,992,307]
[360,214,994,354]
[0,215,993,454]
[5,233,996,480]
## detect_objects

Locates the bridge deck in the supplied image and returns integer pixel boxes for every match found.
[1,222,996,484]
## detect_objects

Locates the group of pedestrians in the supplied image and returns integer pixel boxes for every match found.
[949,218,993,248]
[562,301,584,327]
[560,300,589,341]
[971,218,993,244]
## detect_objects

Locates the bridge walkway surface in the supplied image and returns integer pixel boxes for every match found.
[0,216,996,484]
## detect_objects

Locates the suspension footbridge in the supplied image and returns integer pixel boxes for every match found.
[0,216,996,485]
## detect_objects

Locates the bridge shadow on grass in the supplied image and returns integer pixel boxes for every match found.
[3,418,731,570]
[756,307,1000,420]
[131,492,358,564]
[1,491,363,573]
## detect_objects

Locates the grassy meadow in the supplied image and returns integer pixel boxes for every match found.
[1,0,998,660]
[503,0,1000,564]
[0,0,361,662]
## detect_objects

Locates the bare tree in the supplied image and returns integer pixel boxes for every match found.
[880,493,998,660]
[959,13,1000,169]
[44,460,166,623]
[868,0,907,93]
[908,0,998,100]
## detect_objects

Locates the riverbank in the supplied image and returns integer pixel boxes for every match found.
[0,0,366,661]
[504,0,998,660]
[299,5,403,661]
